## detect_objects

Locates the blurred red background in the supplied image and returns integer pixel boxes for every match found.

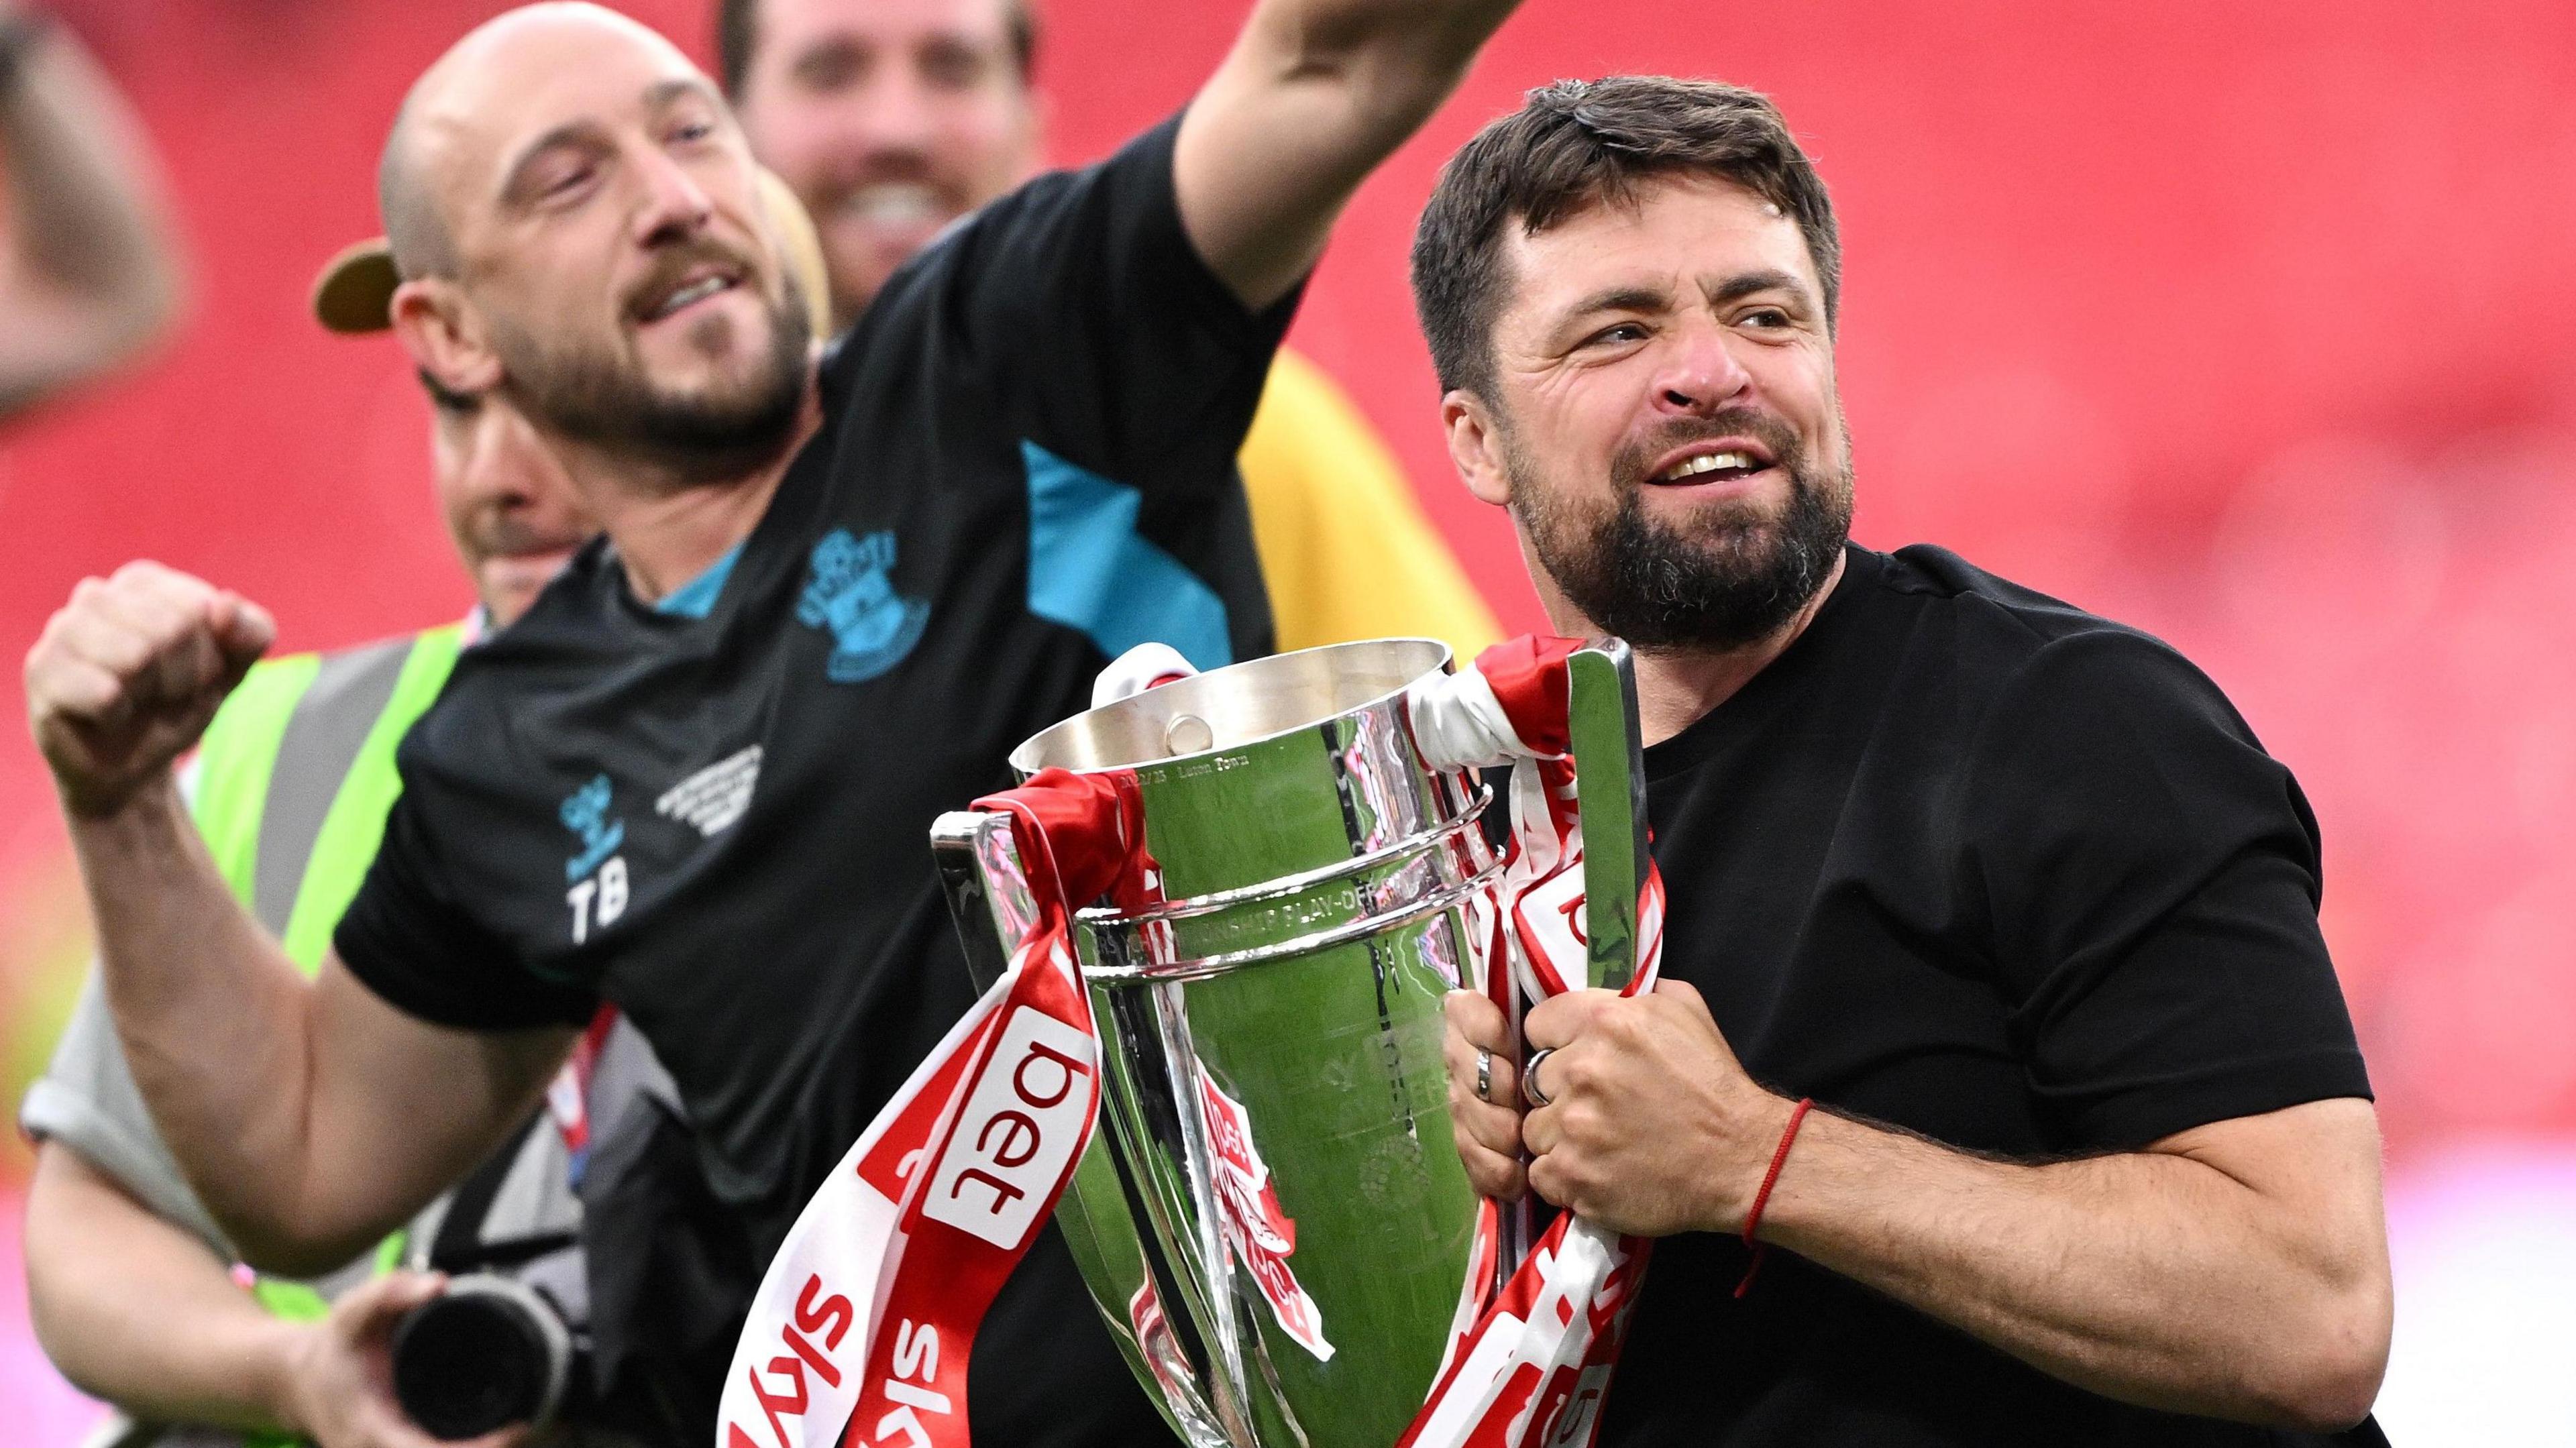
[5,0,2574,1436]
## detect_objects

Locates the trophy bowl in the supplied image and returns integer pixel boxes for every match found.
[936,638,1504,1447]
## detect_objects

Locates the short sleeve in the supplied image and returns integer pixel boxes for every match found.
[919,112,1301,500]
[335,787,598,1032]
[1962,630,2371,1148]
[18,969,234,1251]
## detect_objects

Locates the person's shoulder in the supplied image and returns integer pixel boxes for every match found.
[458,538,621,665]
[202,645,323,753]
[203,622,455,761]
[1874,543,2118,639]
[1872,544,2253,753]
[861,112,1190,320]
[963,111,1186,241]
[1877,543,2184,673]
[400,570,604,773]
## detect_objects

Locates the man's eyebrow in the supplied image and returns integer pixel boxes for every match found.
[642,76,721,113]
[1706,269,1815,309]
[497,78,721,203]
[1558,284,1672,323]
[500,119,606,201]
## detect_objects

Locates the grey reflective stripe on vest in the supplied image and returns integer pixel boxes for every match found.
[252,636,414,934]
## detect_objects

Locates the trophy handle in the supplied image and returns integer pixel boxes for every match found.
[933,807,1259,1445]
[931,809,1048,992]
[1566,640,1649,991]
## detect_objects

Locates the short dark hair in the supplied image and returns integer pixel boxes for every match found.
[1409,76,1840,396]
[715,0,1040,97]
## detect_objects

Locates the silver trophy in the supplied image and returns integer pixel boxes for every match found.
[932,638,1646,1448]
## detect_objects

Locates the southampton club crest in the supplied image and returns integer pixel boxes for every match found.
[797,528,930,683]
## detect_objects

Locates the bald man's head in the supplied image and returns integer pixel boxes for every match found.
[379,5,697,278]
[380,2,811,485]
[378,101,455,281]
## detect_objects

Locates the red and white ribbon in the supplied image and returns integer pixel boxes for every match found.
[717,769,1144,1448]
[1397,636,1667,1448]
[719,639,1661,1448]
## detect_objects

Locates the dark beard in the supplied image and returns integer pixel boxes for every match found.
[1512,408,1854,652]
[496,272,812,480]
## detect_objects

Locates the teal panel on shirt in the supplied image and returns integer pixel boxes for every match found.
[1021,439,1232,669]
[656,541,745,618]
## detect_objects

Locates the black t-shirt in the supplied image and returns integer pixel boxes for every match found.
[1601,544,2383,1447]
[335,116,1289,1448]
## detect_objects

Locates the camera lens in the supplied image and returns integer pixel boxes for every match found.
[390,1276,573,1440]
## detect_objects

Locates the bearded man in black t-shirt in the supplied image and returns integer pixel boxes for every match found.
[1417,78,2394,1447]
[22,3,1532,1444]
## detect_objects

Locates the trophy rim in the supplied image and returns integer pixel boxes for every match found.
[1009,636,1456,778]
[1078,788,1501,983]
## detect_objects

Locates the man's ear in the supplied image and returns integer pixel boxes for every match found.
[388,277,503,403]
[1442,390,1513,509]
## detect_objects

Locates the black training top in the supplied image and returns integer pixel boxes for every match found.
[336,116,1288,1447]
[1599,544,2383,1447]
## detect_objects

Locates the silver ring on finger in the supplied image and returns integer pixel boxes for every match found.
[1474,1048,1493,1103]
[1522,1046,1558,1109]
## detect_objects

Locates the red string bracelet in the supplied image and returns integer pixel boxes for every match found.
[1734,1096,1815,1299]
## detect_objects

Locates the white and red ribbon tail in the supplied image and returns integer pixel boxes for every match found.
[837,927,1101,1448]
[1397,1215,1648,1448]
[717,975,1009,1448]
[718,772,1139,1448]
[1399,636,1667,1448]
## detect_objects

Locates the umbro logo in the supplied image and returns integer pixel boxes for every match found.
[657,745,763,838]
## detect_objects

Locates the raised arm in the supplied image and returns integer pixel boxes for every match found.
[0,9,182,418]
[1176,0,1519,310]
[27,562,570,1275]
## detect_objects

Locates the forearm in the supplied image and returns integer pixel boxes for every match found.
[1179,0,1518,307]
[24,1142,301,1434]
[68,773,350,1268]
[0,18,180,318]
[1754,1105,2385,1429]
[1238,0,1516,131]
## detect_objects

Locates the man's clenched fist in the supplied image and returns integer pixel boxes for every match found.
[27,561,273,817]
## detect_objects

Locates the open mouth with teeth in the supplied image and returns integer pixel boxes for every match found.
[637,270,741,324]
[1652,449,1774,485]
[838,182,944,229]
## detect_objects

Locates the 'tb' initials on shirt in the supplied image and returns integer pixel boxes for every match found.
[568,856,628,944]
[559,773,631,944]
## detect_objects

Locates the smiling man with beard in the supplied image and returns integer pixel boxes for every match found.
[23,2,1532,1443]
[1504,398,1847,658]
[1421,78,2394,1446]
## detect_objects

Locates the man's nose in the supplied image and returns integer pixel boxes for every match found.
[1649,324,1754,417]
[630,145,716,246]
[841,69,942,159]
